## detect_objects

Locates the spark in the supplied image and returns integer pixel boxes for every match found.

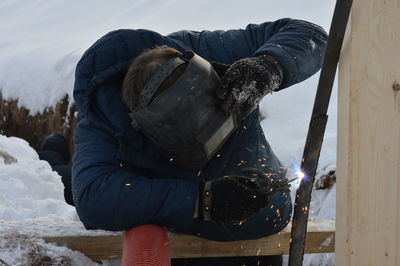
[216,154,222,158]
[124,183,132,187]
[237,160,247,166]
[169,158,174,162]
[163,241,169,246]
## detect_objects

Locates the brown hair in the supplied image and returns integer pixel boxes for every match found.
[122,45,186,111]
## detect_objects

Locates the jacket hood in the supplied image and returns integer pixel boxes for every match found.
[73,29,190,135]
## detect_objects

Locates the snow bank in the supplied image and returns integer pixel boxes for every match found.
[0,135,116,265]
[0,135,76,222]
[0,232,95,266]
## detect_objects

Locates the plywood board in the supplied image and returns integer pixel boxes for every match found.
[336,0,400,265]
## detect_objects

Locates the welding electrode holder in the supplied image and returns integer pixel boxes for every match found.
[199,168,291,222]
[242,168,292,196]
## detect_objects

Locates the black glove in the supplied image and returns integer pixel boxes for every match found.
[217,55,283,120]
[199,168,290,223]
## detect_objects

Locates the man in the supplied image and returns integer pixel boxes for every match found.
[71,18,327,264]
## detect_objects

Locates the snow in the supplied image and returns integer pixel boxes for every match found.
[0,135,119,265]
[0,231,96,266]
[0,0,337,265]
[0,136,74,222]
[320,235,334,248]
[310,39,317,51]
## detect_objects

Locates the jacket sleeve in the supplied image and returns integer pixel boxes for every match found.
[72,119,198,231]
[168,18,328,89]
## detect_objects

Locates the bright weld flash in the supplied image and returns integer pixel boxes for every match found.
[288,170,305,183]
[296,170,305,180]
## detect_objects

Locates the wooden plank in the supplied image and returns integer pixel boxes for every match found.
[168,230,334,259]
[43,220,334,261]
[336,0,400,265]
[43,235,123,261]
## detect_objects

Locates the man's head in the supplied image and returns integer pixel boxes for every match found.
[122,46,236,170]
[122,45,187,111]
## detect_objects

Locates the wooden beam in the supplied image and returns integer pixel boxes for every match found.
[43,220,334,261]
[336,0,400,265]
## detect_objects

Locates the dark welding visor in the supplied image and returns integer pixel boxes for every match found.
[129,51,237,170]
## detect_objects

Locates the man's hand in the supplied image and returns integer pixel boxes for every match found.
[217,55,283,120]
[199,168,290,223]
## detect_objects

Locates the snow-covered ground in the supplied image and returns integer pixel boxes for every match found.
[0,136,107,265]
[0,0,337,265]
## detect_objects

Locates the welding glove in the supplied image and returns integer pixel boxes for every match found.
[217,55,283,120]
[199,168,290,224]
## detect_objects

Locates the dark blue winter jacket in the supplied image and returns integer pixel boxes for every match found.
[72,18,327,241]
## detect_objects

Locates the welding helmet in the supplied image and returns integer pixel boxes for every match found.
[129,51,237,170]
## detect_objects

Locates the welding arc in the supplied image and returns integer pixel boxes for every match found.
[288,0,353,265]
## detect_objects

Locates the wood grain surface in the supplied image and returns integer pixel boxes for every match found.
[43,220,334,261]
[336,0,400,265]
